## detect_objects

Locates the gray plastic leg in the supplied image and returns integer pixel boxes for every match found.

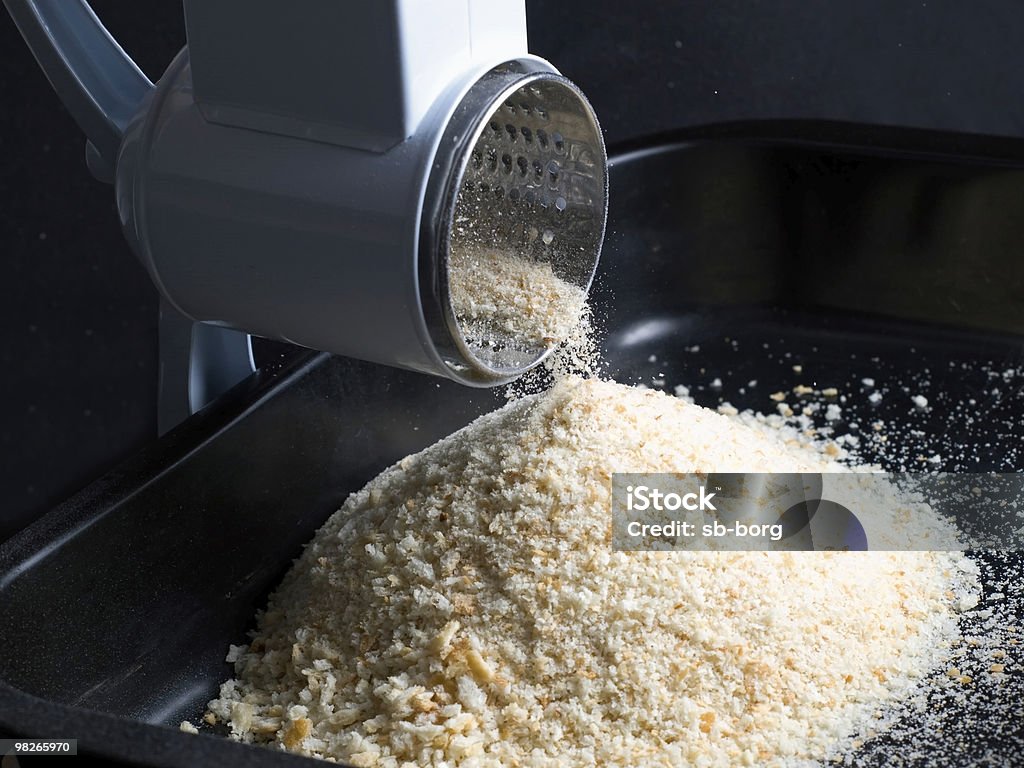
[158,298,255,435]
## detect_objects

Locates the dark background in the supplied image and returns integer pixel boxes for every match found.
[2,0,1023,542]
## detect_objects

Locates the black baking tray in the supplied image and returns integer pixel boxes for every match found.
[2,123,1023,766]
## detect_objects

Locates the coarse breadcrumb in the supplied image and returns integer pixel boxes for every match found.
[205,378,977,767]
[448,247,587,350]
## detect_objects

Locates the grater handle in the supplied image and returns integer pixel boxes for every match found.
[3,0,152,181]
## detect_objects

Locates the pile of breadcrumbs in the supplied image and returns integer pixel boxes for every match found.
[201,377,978,766]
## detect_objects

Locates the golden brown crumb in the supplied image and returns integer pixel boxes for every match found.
[282,717,312,749]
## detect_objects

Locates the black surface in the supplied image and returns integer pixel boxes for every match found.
[530,1,1024,144]
[0,1,185,543]
[7,1,1024,544]
[0,139,1023,765]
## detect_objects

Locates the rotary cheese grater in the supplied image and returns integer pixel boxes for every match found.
[4,0,608,430]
